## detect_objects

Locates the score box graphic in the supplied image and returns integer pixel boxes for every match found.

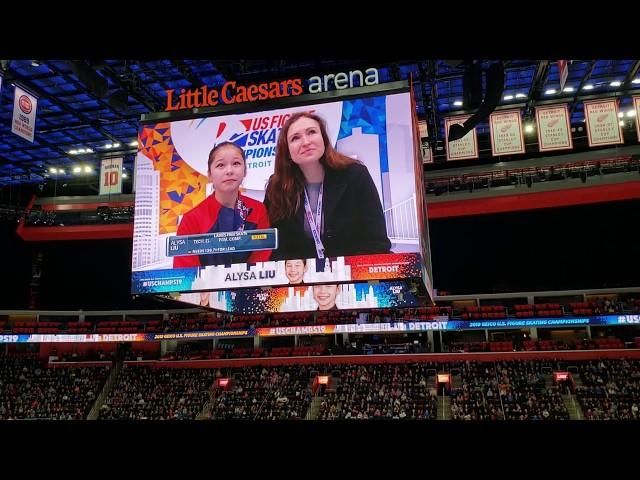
[167,229,277,257]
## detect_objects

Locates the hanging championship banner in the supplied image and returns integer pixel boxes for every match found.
[99,157,123,195]
[418,120,432,164]
[634,96,640,143]
[489,109,526,156]
[583,98,624,147]
[11,86,38,143]
[444,115,478,161]
[535,104,573,152]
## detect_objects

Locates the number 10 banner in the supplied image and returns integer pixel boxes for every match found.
[99,157,123,195]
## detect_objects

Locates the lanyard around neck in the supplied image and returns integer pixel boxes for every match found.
[303,183,325,259]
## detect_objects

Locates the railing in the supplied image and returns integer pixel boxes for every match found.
[569,393,582,420]
[383,194,419,244]
[87,360,120,420]
[494,362,506,420]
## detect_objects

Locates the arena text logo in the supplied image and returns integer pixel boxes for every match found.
[165,68,379,111]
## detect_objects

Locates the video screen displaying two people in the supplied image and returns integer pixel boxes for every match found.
[172,111,391,269]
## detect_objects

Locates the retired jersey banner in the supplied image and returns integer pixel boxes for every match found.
[584,99,623,147]
[99,157,123,195]
[11,86,37,143]
[444,115,478,161]
[418,120,432,164]
[634,96,640,143]
[489,110,526,156]
[535,104,573,152]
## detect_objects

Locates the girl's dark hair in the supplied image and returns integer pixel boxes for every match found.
[207,142,246,173]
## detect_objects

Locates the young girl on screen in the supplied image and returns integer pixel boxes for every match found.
[173,142,271,268]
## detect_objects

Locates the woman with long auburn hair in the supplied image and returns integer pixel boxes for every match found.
[264,111,390,261]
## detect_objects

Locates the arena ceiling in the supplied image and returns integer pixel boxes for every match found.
[0,59,638,186]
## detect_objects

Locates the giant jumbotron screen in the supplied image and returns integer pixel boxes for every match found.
[131,82,433,306]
